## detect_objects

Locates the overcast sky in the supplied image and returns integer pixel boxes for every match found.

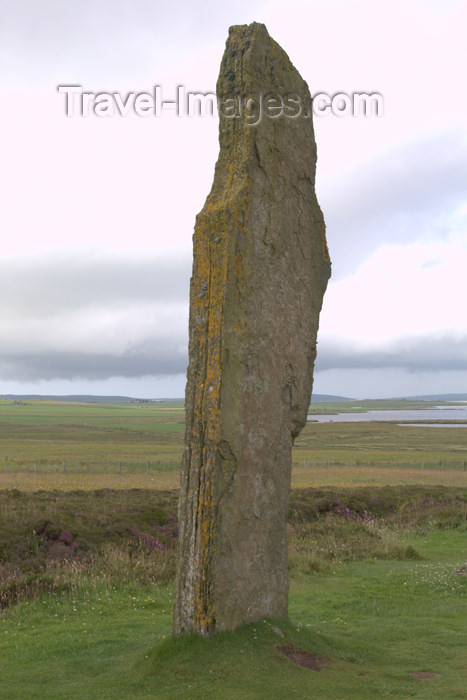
[0,0,466,399]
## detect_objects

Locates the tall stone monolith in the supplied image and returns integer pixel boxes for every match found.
[173,22,331,636]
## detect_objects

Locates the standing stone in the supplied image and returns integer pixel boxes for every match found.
[173,22,331,636]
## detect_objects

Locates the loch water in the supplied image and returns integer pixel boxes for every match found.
[307,406,467,425]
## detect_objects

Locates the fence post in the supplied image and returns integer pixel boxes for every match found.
[63,461,66,473]
[422,462,424,470]
[464,461,466,472]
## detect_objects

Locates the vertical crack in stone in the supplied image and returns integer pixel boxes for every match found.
[173,21,331,636]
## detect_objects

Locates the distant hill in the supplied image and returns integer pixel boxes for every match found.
[310,394,353,402]
[401,393,467,402]
[1,392,353,404]
[2,392,463,404]
[0,394,182,403]
[0,394,132,403]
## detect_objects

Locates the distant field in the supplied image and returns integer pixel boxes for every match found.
[1,398,466,489]
[294,420,467,471]
[0,399,184,474]
[1,466,465,492]
[307,397,446,415]
[0,399,185,429]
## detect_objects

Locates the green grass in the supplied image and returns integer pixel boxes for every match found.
[1,528,465,699]
[0,585,175,700]
[0,486,466,698]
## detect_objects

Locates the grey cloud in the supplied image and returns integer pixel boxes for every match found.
[1,244,466,382]
[319,129,467,278]
[316,333,467,373]
[5,328,466,383]
[0,250,189,381]
[0,344,187,381]
[0,250,191,316]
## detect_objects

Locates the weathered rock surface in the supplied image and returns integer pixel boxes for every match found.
[173,22,331,636]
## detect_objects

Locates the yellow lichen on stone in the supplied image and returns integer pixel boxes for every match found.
[321,221,330,263]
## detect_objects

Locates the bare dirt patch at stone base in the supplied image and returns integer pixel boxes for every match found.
[411,671,441,679]
[277,645,333,671]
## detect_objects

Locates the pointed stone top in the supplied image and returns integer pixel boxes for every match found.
[216,21,312,127]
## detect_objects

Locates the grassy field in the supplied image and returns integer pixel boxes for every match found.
[1,399,466,698]
[307,397,447,414]
[1,398,467,486]
[0,486,465,699]
[1,464,465,492]
[0,399,185,474]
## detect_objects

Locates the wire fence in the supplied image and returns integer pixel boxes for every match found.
[295,458,467,472]
[2,459,180,475]
[2,458,466,474]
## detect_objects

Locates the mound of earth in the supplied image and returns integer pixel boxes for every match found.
[277,645,333,671]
